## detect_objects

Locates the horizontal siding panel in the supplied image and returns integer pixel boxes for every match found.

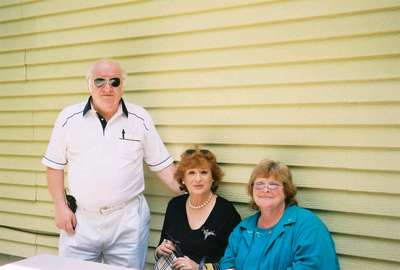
[316,211,400,241]
[125,58,400,90]
[0,156,42,171]
[0,212,57,233]
[36,186,51,202]
[0,0,37,9]
[0,198,53,217]
[124,80,400,107]
[0,170,36,185]
[0,66,25,82]
[339,255,400,270]
[0,0,139,23]
[0,94,84,112]
[0,0,270,35]
[33,127,50,142]
[166,144,400,172]
[292,167,400,195]
[0,142,46,156]
[36,235,58,248]
[0,50,25,68]
[335,234,400,262]
[0,227,57,255]
[0,111,33,126]
[0,170,56,188]
[23,34,400,78]
[35,172,47,187]
[36,246,57,255]
[146,195,170,214]
[149,230,165,248]
[1,5,400,52]
[298,189,400,217]
[146,248,158,265]
[158,126,400,148]
[144,178,175,198]
[149,104,400,125]
[0,78,85,97]
[0,240,35,258]
[0,0,268,24]
[149,213,164,231]
[0,184,35,201]
[0,127,34,141]
[0,227,35,244]
[0,3,22,22]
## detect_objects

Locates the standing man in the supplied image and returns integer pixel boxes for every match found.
[42,59,181,269]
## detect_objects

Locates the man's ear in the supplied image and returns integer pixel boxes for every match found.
[87,79,93,94]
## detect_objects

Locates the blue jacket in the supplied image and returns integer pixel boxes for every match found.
[220,205,340,270]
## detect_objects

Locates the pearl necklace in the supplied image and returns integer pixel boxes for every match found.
[188,193,213,209]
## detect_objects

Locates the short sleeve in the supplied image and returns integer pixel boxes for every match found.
[142,112,173,171]
[41,111,68,170]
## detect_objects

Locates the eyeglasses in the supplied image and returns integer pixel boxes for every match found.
[93,77,121,88]
[253,181,283,191]
[184,149,211,155]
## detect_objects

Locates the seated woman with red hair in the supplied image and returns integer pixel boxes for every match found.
[154,148,241,270]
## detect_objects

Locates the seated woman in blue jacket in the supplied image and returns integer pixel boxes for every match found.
[220,159,340,270]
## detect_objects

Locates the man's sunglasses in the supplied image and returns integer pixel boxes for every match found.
[93,77,121,88]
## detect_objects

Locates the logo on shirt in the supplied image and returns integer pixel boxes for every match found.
[202,228,216,240]
[119,129,140,142]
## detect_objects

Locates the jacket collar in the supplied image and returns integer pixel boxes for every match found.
[239,204,298,248]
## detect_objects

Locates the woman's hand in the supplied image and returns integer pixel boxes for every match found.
[172,256,198,270]
[156,239,176,256]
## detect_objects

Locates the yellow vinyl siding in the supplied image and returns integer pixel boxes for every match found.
[0,0,399,269]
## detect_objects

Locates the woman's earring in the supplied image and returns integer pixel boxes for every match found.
[182,181,185,185]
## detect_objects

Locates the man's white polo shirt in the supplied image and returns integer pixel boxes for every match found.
[42,98,173,208]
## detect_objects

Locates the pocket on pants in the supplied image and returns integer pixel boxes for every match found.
[139,196,150,226]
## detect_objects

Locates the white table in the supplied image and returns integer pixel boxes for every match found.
[0,254,138,270]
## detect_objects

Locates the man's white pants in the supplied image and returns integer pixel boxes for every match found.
[59,194,150,270]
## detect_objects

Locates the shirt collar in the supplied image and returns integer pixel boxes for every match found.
[83,96,128,117]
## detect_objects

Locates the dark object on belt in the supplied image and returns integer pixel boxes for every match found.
[66,194,77,213]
